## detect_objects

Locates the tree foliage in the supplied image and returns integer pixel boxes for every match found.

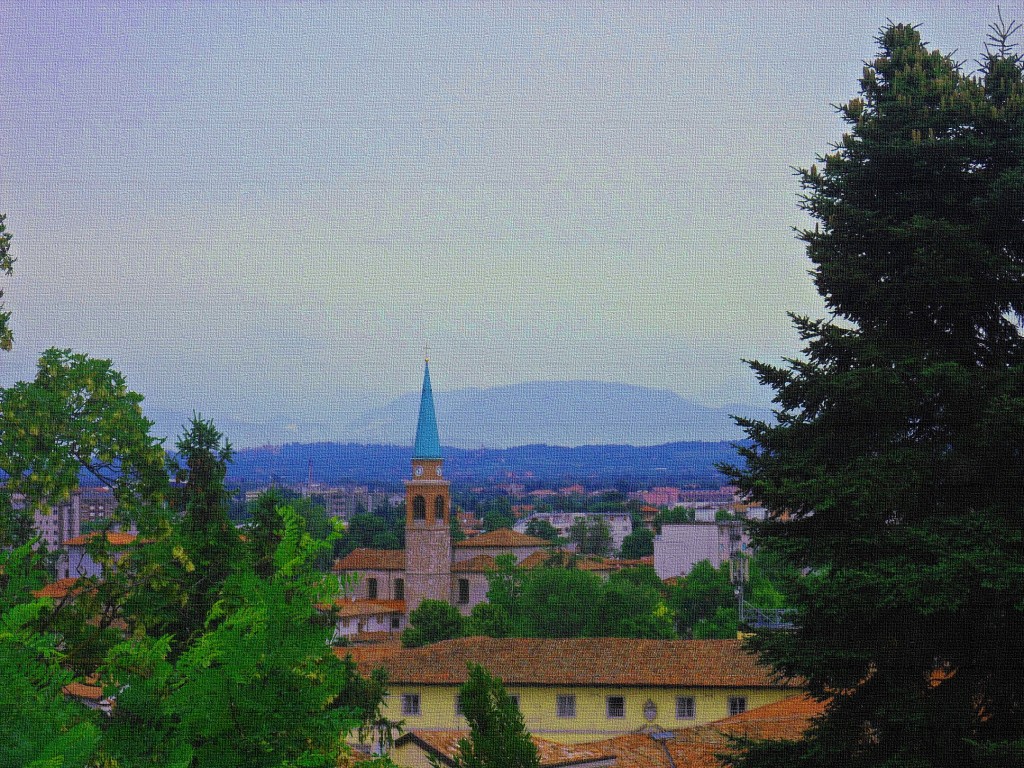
[0,543,101,768]
[100,505,364,768]
[567,515,611,555]
[401,599,465,647]
[726,20,1024,768]
[619,526,654,558]
[524,518,559,542]
[440,663,539,768]
[0,349,168,546]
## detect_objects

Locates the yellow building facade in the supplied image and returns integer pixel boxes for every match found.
[346,636,801,746]
[385,682,795,744]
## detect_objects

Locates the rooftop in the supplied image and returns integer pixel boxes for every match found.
[351,637,797,689]
[33,577,90,600]
[584,694,823,767]
[333,548,406,572]
[455,528,549,548]
[332,599,406,618]
[62,531,139,548]
[398,730,614,768]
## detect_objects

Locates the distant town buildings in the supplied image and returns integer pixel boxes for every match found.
[513,511,633,550]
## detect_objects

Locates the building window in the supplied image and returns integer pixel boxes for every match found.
[606,696,625,719]
[556,695,576,718]
[508,694,520,710]
[367,578,378,599]
[434,495,445,520]
[401,693,421,716]
[390,616,401,630]
[394,579,404,600]
[413,495,426,519]
[455,694,464,717]
[676,697,696,719]
[458,578,470,604]
[728,697,747,717]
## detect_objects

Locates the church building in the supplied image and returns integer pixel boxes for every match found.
[332,361,550,638]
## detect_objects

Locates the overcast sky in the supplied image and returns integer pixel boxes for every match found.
[0,2,1009,436]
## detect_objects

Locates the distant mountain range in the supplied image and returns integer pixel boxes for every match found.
[344,381,766,449]
[225,441,744,488]
[147,381,769,450]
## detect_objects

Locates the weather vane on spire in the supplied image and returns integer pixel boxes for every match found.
[424,343,431,362]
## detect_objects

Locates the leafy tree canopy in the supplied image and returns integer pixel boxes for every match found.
[401,599,465,648]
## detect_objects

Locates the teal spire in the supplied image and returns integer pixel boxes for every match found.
[413,360,442,459]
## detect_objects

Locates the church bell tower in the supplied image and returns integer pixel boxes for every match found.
[404,358,452,611]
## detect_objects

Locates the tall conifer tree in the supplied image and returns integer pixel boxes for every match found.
[728,21,1024,767]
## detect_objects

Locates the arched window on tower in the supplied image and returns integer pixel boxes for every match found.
[434,495,445,522]
[413,495,426,520]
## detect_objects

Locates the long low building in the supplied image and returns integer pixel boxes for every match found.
[340,637,800,745]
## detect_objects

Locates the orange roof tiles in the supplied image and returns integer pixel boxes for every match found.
[354,638,796,689]
[333,643,405,666]
[454,528,549,548]
[399,730,614,767]
[62,682,105,701]
[63,531,138,547]
[332,599,406,618]
[452,554,498,573]
[33,577,90,600]
[584,695,823,768]
[332,548,406,572]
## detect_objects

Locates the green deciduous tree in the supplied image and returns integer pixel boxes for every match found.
[567,515,611,556]
[667,560,736,639]
[0,349,169,546]
[0,543,101,768]
[401,599,465,648]
[100,505,362,768]
[726,20,1024,768]
[340,512,404,555]
[439,663,539,768]
[466,602,512,638]
[596,569,676,639]
[520,566,602,638]
[524,518,559,542]
[619,526,654,558]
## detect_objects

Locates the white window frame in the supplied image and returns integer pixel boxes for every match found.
[556,694,577,718]
[676,696,696,720]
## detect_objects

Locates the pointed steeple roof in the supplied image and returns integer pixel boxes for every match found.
[413,360,442,459]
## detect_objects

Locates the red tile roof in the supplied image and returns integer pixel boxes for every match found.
[63,531,138,547]
[354,638,797,689]
[333,599,406,618]
[455,529,549,548]
[517,551,614,571]
[452,554,497,573]
[62,682,105,701]
[33,577,90,600]
[399,730,614,767]
[332,548,406,572]
[584,695,823,768]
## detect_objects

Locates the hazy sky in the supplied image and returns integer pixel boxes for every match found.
[0,2,1008,437]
